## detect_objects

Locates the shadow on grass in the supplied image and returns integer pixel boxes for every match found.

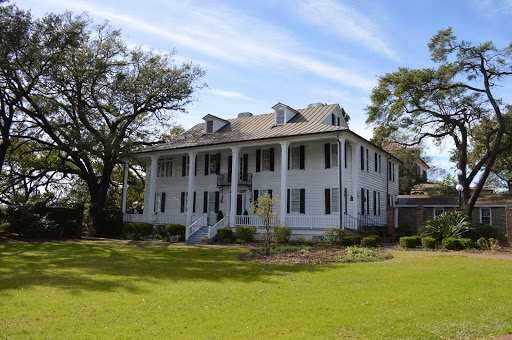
[0,241,332,295]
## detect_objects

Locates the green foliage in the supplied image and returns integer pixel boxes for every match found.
[217,227,233,243]
[235,226,257,243]
[434,174,459,195]
[6,205,58,237]
[361,235,380,248]
[251,192,279,255]
[395,222,412,239]
[340,235,362,247]
[86,206,123,237]
[420,211,472,241]
[345,247,379,262]
[400,236,422,249]
[460,238,473,249]
[273,226,292,243]
[477,237,502,251]
[442,238,462,250]
[324,227,342,244]
[165,224,186,237]
[467,224,506,241]
[421,237,437,249]
[122,222,153,240]
[46,207,84,237]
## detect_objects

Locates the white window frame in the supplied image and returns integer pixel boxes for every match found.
[331,143,338,168]
[209,154,218,175]
[434,208,444,217]
[157,158,173,177]
[185,156,190,176]
[331,188,339,213]
[155,192,165,213]
[208,192,217,212]
[262,149,270,171]
[206,120,213,134]
[480,208,492,225]
[291,189,301,213]
[276,109,285,125]
[183,192,189,213]
[291,146,300,170]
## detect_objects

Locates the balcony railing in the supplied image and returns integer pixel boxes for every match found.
[217,173,253,186]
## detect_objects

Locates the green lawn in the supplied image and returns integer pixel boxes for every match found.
[1,241,512,339]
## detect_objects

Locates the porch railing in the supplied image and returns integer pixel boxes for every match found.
[235,215,279,227]
[186,214,207,240]
[209,215,229,239]
[152,214,187,225]
[285,215,339,229]
[123,214,148,223]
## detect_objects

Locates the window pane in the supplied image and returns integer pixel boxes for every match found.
[209,192,216,212]
[206,120,213,133]
[262,149,270,171]
[331,188,339,213]
[209,154,217,174]
[291,189,300,212]
[331,144,338,168]
[276,109,285,125]
[291,147,300,169]
[481,208,491,224]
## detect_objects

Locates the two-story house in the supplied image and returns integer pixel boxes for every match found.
[123,102,400,241]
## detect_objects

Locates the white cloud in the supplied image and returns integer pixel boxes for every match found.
[42,0,375,92]
[209,89,256,102]
[296,0,397,60]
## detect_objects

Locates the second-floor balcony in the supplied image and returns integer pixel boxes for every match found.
[217,173,253,187]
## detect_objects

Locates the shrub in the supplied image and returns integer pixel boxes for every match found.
[46,207,84,237]
[340,235,362,247]
[273,226,292,243]
[361,235,380,247]
[236,226,257,243]
[421,211,472,241]
[123,222,153,240]
[83,204,123,237]
[467,223,506,241]
[217,227,233,243]
[165,224,186,237]
[460,238,473,249]
[477,237,487,249]
[6,205,59,238]
[442,237,462,250]
[421,237,437,249]
[396,222,412,238]
[324,227,341,244]
[400,236,421,249]
[477,237,501,251]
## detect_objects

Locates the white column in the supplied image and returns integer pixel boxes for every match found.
[338,138,345,221]
[121,160,129,214]
[186,152,196,227]
[147,155,159,222]
[230,147,240,228]
[280,142,289,225]
[352,143,360,217]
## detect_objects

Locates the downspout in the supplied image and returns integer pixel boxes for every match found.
[337,133,343,230]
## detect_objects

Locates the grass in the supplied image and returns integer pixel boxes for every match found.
[1,241,512,339]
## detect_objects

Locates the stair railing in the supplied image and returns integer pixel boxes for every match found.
[186,214,207,241]
[209,215,229,239]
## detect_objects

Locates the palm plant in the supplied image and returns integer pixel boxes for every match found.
[420,211,473,241]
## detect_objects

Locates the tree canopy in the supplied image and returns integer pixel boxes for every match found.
[0,3,205,209]
[366,27,512,217]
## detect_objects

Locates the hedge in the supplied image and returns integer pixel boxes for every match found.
[217,227,233,243]
[421,237,437,249]
[361,235,380,247]
[123,222,154,240]
[399,235,422,249]
[273,226,292,243]
[340,235,362,247]
[236,226,257,243]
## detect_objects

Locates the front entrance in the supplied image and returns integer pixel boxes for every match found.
[237,190,248,215]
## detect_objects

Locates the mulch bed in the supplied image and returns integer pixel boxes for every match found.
[238,248,393,265]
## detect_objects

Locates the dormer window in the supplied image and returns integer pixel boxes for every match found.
[276,109,285,125]
[206,120,213,134]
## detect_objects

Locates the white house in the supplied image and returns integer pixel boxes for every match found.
[123,102,400,241]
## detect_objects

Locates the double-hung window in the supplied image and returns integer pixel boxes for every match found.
[331,188,339,213]
[331,144,338,168]
[262,149,270,171]
[276,109,285,125]
[206,120,213,134]
[209,154,218,175]
[434,208,444,217]
[157,158,173,177]
[291,146,301,170]
[291,189,301,213]
[480,208,491,224]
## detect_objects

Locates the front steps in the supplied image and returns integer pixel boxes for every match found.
[186,226,209,243]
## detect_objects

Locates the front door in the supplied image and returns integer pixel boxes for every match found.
[237,190,247,215]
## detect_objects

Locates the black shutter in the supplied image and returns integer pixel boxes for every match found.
[361,188,365,215]
[254,190,259,203]
[300,189,305,214]
[215,191,220,213]
[344,143,347,169]
[194,155,197,176]
[337,117,340,126]
[204,154,209,175]
[228,156,232,182]
[288,147,290,170]
[193,192,196,213]
[325,189,331,214]
[203,192,208,213]
[287,189,290,213]
[180,192,185,213]
[256,149,261,172]
[182,156,187,176]
[367,189,370,214]
[299,145,305,170]
[161,192,166,213]
[374,153,378,172]
[268,189,272,198]
[269,148,275,171]
[243,154,248,181]
[237,194,242,215]
[373,191,377,215]
[360,146,364,170]
[216,153,221,175]
[366,149,369,171]
[331,114,335,125]
[325,143,331,169]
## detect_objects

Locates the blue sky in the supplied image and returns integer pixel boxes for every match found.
[14,0,512,175]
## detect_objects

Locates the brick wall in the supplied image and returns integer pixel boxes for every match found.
[415,206,424,235]
[386,206,395,237]
[506,206,512,246]
[397,207,417,235]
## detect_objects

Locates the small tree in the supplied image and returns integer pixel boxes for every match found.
[252,192,279,256]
